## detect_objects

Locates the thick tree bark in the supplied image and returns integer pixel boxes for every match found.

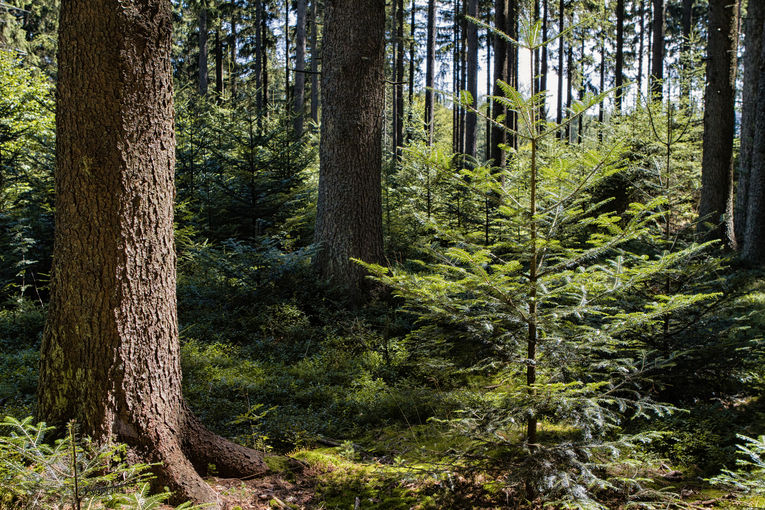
[314,0,385,292]
[491,0,508,166]
[740,1,765,263]
[38,0,267,506]
[424,0,436,144]
[198,1,208,95]
[465,0,478,158]
[392,0,400,155]
[310,0,320,125]
[650,0,664,99]
[698,0,739,248]
[615,0,624,112]
[294,0,307,136]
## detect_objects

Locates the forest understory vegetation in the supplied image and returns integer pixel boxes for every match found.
[1,0,765,508]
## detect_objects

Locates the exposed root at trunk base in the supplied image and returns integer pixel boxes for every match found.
[141,405,270,508]
[182,404,269,479]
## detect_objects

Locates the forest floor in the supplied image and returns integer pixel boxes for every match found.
[181,446,765,510]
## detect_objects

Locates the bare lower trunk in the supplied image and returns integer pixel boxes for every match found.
[314,0,385,292]
[39,1,267,506]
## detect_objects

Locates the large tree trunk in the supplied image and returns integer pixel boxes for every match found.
[198,1,208,95]
[38,0,267,506]
[465,0,478,158]
[294,0,307,136]
[698,0,739,248]
[736,0,764,242]
[314,0,385,292]
[615,0,624,112]
[650,0,664,99]
[424,0,436,144]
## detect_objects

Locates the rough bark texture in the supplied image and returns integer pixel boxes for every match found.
[741,6,765,264]
[293,0,307,136]
[650,0,664,99]
[39,1,267,505]
[465,0,478,158]
[424,0,436,144]
[736,0,764,242]
[698,0,739,248]
[198,1,208,95]
[314,0,385,292]
[230,12,237,98]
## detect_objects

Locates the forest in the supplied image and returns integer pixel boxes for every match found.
[0,0,764,508]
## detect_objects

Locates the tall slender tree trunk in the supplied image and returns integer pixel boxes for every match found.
[556,0,564,127]
[465,0,478,158]
[39,1,267,506]
[681,0,693,100]
[256,0,264,116]
[294,0,307,136]
[565,36,572,142]
[409,0,416,116]
[310,0,320,125]
[698,0,739,248]
[314,0,386,292]
[491,0,508,165]
[261,5,269,110]
[393,0,400,155]
[577,34,584,143]
[396,0,405,157]
[199,1,208,95]
[215,23,223,97]
[424,0,436,144]
[230,11,237,98]
[486,24,493,161]
[615,0,624,112]
[736,0,764,243]
[507,0,518,149]
[285,0,291,114]
[540,0,548,118]
[638,0,645,98]
[650,0,664,99]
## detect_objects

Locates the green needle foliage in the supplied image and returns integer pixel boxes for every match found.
[360,19,721,509]
[0,416,208,509]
